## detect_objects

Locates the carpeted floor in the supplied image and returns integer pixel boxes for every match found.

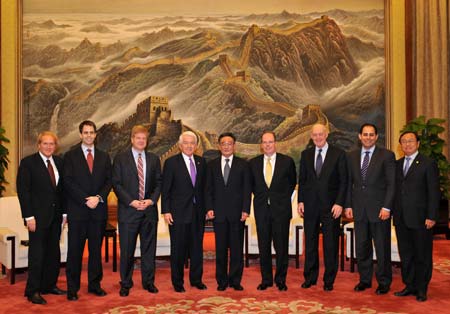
[1,233,449,314]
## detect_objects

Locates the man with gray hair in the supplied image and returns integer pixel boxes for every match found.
[162,131,208,292]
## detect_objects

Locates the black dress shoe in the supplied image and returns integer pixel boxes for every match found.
[88,287,107,296]
[375,286,390,295]
[174,286,186,293]
[147,284,159,294]
[354,282,371,291]
[42,287,66,295]
[27,292,47,305]
[394,287,416,297]
[119,287,129,297]
[301,281,316,289]
[277,283,288,291]
[191,282,207,290]
[324,284,334,291]
[217,284,227,291]
[257,283,272,290]
[230,284,244,291]
[416,292,427,302]
[67,291,79,301]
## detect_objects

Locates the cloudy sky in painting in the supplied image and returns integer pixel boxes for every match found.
[24,0,383,15]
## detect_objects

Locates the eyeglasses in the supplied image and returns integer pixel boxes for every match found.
[400,139,417,144]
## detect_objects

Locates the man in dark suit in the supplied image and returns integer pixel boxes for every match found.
[249,131,297,291]
[64,120,112,300]
[162,131,208,293]
[113,125,162,297]
[17,131,66,304]
[206,132,251,291]
[298,123,347,291]
[345,123,395,295]
[393,131,440,302]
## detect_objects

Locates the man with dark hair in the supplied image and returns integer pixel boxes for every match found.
[345,123,395,295]
[249,131,297,291]
[64,120,112,301]
[17,131,66,304]
[113,125,162,297]
[393,131,440,302]
[206,132,251,291]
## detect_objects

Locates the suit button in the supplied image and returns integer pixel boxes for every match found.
[362,185,366,190]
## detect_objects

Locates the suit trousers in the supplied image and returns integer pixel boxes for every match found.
[25,218,61,296]
[119,218,157,289]
[213,220,244,287]
[354,218,392,287]
[395,220,433,294]
[169,209,205,288]
[256,213,290,286]
[66,219,106,292]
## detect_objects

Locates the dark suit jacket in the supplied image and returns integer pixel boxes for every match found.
[346,146,396,222]
[205,156,251,222]
[17,153,65,228]
[394,153,440,229]
[161,153,207,224]
[298,145,347,217]
[249,153,297,223]
[112,149,162,223]
[64,146,112,221]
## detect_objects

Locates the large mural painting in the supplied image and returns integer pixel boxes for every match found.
[22,0,385,162]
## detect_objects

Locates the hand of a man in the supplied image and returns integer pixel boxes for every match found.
[379,208,390,220]
[164,213,174,225]
[297,202,305,217]
[331,204,343,219]
[206,210,215,220]
[240,212,249,222]
[85,196,100,209]
[425,219,436,229]
[26,218,36,232]
[345,208,353,219]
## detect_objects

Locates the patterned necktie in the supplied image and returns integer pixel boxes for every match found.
[189,157,196,186]
[47,159,56,188]
[403,157,411,176]
[87,148,94,173]
[361,151,370,180]
[316,148,323,176]
[265,157,273,187]
[138,153,144,200]
[223,158,230,184]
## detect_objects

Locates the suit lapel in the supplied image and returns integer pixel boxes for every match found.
[365,146,379,178]
[405,153,421,178]
[127,150,138,178]
[76,146,92,175]
[35,153,57,190]
[179,154,194,187]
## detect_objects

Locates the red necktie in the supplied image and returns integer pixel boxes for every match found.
[47,159,56,188]
[87,148,94,173]
[138,153,144,200]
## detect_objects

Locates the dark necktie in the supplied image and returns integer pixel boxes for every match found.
[315,148,323,176]
[361,151,370,180]
[87,148,94,173]
[138,153,144,200]
[403,157,411,176]
[47,159,56,188]
[223,158,230,184]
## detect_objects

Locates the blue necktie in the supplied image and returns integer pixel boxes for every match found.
[361,151,370,180]
[403,157,411,176]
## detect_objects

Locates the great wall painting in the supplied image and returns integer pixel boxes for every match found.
[22,1,385,163]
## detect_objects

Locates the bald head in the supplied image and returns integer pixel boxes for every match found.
[310,123,328,148]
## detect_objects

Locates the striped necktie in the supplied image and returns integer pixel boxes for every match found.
[138,153,144,200]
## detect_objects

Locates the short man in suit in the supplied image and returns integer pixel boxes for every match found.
[249,131,297,291]
[345,123,395,295]
[113,125,162,297]
[162,131,208,292]
[64,120,112,300]
[206,132,251,291]
[393,131,440,302]
[17,131,66,304]
[298,123,347,291]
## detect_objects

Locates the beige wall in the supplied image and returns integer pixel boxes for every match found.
[0,0,407,196]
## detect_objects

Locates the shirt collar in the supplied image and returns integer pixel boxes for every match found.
[405,151,419,161]
[361,145,375,155]
[39,152,53,162]
[222,155,233,163]
[81,144,94,153]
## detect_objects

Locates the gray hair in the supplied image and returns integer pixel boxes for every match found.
[178,131,198,144]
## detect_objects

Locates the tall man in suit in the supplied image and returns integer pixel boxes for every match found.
[393,131,440,302]
[298,123,347,291]
[206,132,251,291]
[162,131,208,292]
[249,131,297,291]
[113,125,162,297]
[345,123,395,295]
[17,131,66,304]
[64,120,112,301]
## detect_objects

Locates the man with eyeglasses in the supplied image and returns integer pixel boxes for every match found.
[393,131,440,302]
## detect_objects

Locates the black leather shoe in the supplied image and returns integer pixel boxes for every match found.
[257,283,272,290]
[88,287,107,296]
[217,284,227,291]
[416,292,427,302]
[27,292,47,305]
[394,287,416,297]
[324,284,334,291]
[147,284,159,294]
[230,284,244,291]
[277,283,288,291]
[42,287,66,295]
[301,281,316,289]
[191,282,207,290]
[174,286,186,293]
[375,286,390,295]
[67,291,79,301]
[119,287,129,297]
[354,282,371,291]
